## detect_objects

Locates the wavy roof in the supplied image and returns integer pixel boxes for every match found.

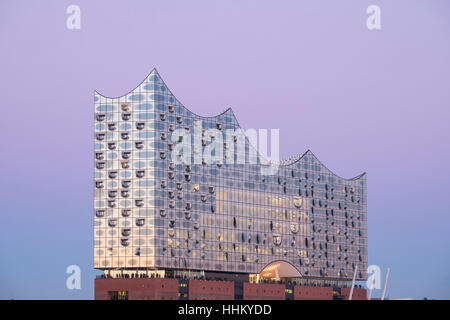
[95,69,366,181]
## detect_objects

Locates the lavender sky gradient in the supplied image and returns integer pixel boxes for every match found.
[0,0,449,299]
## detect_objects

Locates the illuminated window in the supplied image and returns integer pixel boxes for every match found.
[109,291,128,300]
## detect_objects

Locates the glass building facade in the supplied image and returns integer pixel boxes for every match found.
[94,69,367,281]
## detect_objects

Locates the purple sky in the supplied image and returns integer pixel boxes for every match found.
[0,0,449,299]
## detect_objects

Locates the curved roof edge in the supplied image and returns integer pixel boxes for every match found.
[94,68,236,120]
[278,149,366,181]
[95,68,366,182]
[94,68,159,99]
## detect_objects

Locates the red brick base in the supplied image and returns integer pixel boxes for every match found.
[95,278,367,300]
[95,278,179,300]
[341,287,367,300]
[243,283,285,300]
[188,279,234,300]
[294,285,334,300]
